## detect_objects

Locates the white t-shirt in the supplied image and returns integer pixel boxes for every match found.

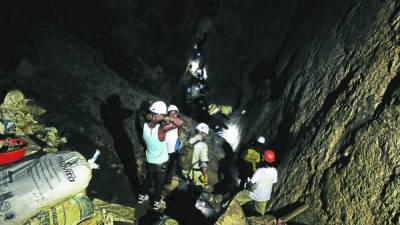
[249,167,278,201]
[165,128,179,154]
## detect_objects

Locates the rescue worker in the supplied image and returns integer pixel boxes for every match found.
[164,105,184,186]
[182,123,210,188]
[239,136,267,188]
[235,149,278,216]
[137,101,183,210]
[186,81,206,101]
[185,80,208,122]
[195,66,207,81]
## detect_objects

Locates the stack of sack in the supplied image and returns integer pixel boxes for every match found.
[0,90,132,225]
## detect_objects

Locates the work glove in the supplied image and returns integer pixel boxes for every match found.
[199,174,208,185]
[244,178,257,192]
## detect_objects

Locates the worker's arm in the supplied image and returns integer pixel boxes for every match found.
[157,117,183,141]
[146,114,165,122]
[164,116,184,127]
[245,178,257,192]
[201,167,208,184]
[247,170,260,191]
[199,143,209,184]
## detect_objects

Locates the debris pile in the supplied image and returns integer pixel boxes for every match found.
[0,90,133,225]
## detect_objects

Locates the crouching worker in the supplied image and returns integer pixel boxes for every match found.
[234,149,278,216]
[179,123,210,188]
[137,101,183,211]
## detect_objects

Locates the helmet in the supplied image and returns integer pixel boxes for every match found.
[257,136,266,144]
[167,105,179,112]
[149,101,167,114]
[263,149,276,163]
[196,123,209,134]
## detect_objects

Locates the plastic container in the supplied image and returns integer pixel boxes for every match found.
[0,137,28,165]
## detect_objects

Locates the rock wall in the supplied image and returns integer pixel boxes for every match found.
[205,0,400,224]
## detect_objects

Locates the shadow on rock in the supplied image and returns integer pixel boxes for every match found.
[100,94,139,193]
[163,186,211,225]
[135,100,151,150]
[214,141,238,198]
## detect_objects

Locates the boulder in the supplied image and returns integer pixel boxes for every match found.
[215,200,248,225]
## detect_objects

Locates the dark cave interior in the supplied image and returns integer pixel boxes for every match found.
[0,0,400,225]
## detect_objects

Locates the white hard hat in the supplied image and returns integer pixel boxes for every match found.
[149,101,167,114]
[167,104,179,112]
[257,136,266,144]
[196,123,209,135]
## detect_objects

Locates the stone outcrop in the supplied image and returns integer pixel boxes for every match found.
[215,200,248,225]
[204,0,400,224]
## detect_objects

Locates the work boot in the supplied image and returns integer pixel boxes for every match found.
[152,199,166,211]
[137,194,149,204]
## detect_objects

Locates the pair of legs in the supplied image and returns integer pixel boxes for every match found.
[234,190,269,216]
[139,162,168,202]
[165,152,182,184]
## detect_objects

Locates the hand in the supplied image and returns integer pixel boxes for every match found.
[164,116,170,123]
[245,180,257,192]
[154,114,164,122]
[199,174,208,184]
[250,183,258,192]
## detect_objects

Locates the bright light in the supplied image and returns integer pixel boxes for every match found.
[218,122,241,151]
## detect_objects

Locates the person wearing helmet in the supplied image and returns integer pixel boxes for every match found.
[138,101,184,211]
[164,105,184,186]
[234,149,278,216]
[182,122,210,187]
[239,136,267,189]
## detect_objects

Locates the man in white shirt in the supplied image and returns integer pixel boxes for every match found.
[165,105,184,185]
[234,149,278,216]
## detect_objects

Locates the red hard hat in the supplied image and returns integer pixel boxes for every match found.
[263,149,276,163]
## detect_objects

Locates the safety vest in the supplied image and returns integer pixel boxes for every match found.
[244,148,261,172]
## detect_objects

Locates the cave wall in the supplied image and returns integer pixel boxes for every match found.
[204,0,400,224]
[1,0,400,224]
[0,0,219,104]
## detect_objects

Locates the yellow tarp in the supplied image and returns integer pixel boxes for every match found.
[0,90,67,152]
